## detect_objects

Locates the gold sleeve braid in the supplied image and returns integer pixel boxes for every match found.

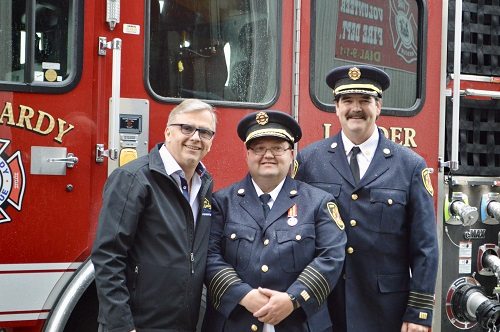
[208,268,242,309]
[297,266,330,305]
[407,291,434,310]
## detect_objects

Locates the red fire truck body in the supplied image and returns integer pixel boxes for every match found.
[0,1,499,331]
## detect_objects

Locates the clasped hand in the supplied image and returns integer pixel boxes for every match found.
[239,287,294,326]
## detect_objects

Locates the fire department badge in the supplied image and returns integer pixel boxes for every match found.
[0,139,26,223]
[389,0,418,64]
[327,202,344,230]
[421,168,434,197]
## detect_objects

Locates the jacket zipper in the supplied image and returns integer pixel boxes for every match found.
[132,265,139,289]
[190,252,194,274]
[188,177,212,275]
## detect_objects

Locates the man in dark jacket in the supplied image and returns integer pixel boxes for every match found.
[295,65,438,332]
[203,110,346,332]
[92,99,216,332]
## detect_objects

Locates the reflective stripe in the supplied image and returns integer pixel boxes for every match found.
[0,263,80,321]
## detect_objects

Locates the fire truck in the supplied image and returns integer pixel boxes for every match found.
[0,0,499,331]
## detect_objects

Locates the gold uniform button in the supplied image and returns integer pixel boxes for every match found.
[263,239,270,246]
[230,233,237,240]
[251,324,258,331]
[347,247,354,254]
[387,198,393,205]
[351,194,358,200]
[350,219,357,227]
[295,235,302,241]
[261,265,269,272]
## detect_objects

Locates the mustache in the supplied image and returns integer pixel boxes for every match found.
[346,111,366,119]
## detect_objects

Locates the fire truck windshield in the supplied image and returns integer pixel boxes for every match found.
[147,0,279,104]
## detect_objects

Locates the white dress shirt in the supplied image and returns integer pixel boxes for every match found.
[159,144,203,226]
[341,127,380,180]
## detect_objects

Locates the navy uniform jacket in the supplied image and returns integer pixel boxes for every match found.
[295,130,438,332]
[203,175,346,332]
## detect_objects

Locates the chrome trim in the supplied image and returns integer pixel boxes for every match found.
[44,260,95,332]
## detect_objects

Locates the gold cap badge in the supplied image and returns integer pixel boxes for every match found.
[348,67,361,80]
[255,111,269,125]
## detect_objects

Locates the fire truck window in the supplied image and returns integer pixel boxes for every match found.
[311,0,423,114]
[148,0,279,104]
[0,0,24,82]
[0,0,79,89]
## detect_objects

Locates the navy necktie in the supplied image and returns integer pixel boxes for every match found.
[259,194,271,218]
[350,147,361,184]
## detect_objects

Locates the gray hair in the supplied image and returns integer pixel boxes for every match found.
[167,99,217,129]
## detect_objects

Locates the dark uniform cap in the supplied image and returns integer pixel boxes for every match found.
[237,110,302,145]
[326,65,390,98]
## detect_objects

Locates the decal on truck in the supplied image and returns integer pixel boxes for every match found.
[1,102,75,144]
[0,139,26,223]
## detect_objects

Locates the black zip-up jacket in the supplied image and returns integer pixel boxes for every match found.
[91,144,213,332]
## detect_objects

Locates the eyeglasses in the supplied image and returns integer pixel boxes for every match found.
[248,146,292,156]
[169,124,215,140]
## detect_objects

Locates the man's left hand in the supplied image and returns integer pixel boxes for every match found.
[401,322,429,332]
[253,287,293,325]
